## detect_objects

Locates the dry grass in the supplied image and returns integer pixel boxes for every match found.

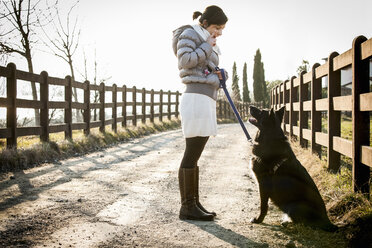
[0,117,241,172]
[290,138,372,247]
[0,119,181,172]
[217,117,238,124]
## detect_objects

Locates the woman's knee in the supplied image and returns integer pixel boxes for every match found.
[180,136,209,168]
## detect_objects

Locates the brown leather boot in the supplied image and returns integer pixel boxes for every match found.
[195,166,217,216]
[178,168,214,221]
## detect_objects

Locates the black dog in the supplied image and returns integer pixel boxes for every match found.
[248,106,337,232]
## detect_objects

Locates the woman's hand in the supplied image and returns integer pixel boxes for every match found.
[214,70,228,80]
[215,70,223,80]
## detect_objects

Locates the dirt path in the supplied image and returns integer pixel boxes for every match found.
[0,123,346,248]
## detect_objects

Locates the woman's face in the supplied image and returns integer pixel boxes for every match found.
[206,24,225,37]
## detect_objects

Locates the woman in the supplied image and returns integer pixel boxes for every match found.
[172,5,228,221]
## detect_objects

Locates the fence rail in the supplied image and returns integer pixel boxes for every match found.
[271,35,372,195]
[0,63,258,150]
[0,63,181,148]
[217,99,262,121]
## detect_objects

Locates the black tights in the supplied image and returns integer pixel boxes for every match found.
[180,136,209,168]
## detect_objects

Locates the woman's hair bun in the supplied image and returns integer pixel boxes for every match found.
[192,11,202,20]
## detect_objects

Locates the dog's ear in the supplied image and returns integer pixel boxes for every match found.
[270,108,275,117]
[275,106,285,123]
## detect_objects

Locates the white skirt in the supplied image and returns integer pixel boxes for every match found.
[180,93,217,138]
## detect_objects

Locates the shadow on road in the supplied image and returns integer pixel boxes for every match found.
[0,130,182,212]
[189,220,268,248]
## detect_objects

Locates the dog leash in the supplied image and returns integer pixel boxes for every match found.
[215,67,253,143]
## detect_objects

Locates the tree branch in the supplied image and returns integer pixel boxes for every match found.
[0,43,25,56]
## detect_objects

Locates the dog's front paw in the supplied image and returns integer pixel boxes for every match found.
[250,217,262,224]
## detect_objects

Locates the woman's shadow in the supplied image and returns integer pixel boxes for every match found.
[186,220,269,248]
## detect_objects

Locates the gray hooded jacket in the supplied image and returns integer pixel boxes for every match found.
[173,25,221,100]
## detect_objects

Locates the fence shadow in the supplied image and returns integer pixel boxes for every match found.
[0,130,182,212]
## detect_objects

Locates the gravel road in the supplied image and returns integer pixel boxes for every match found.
[0,123,346,247]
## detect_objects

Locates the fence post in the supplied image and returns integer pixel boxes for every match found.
[280,84,283,108]
[242,102,245,118]
[241,102,244,119]
[352,36,370,194]
[159,90,163,122]
[238,102,241,118]
[99,82,105,133]
[224,100,227,119]
[217,100,221,118]
[241,103,244,118]
[327,52,341,172]
[150,89,155,123]
[270,89,273,109]
[244,103,247,118]
[175,91,179,118]
[275,85,279,110]
[244,103,246,118]
[240,102,244,119]
[6,63,17,148]
[311,63,322,156]
[289,76,296,137]
[84,80,90,136]
[275,88,278,108]
[65,76,72,139]
[142,88,146,124]
[227,102,230,119]
[299,71,308,148]
[273,87,276,109]
[122,85,127,128]
[168,90,171,120]
[40,71,49,142]
[132,86,137,126]
[282,82,287,132]
[112,84,117,132]
[236,102,239,118]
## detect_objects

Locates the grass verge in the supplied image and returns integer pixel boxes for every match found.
[0,119,181,173]
[0,117,240,172]
[290,138,371,248]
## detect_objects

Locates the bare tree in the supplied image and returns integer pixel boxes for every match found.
[80,48,111,121]
[17,115,33,127]
[48,84,63,124]
[0,0,55,125]
[40,0,82,121]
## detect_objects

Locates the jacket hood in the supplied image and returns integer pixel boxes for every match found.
[172,25,192,56]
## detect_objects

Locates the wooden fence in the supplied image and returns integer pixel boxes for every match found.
[271,35,372,195]
[0,63,181,148]
[0,63,256,150]
[217,98,262,121]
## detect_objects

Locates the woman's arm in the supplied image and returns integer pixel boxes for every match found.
[177,29,212,69]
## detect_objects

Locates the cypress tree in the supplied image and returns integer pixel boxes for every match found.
[253,49,267,105]
[242,62,250,102]
[232,62,241,101]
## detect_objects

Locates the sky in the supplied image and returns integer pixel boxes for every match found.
[3,0,372,94]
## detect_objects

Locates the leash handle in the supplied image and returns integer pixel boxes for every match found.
[215,67,252,142]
